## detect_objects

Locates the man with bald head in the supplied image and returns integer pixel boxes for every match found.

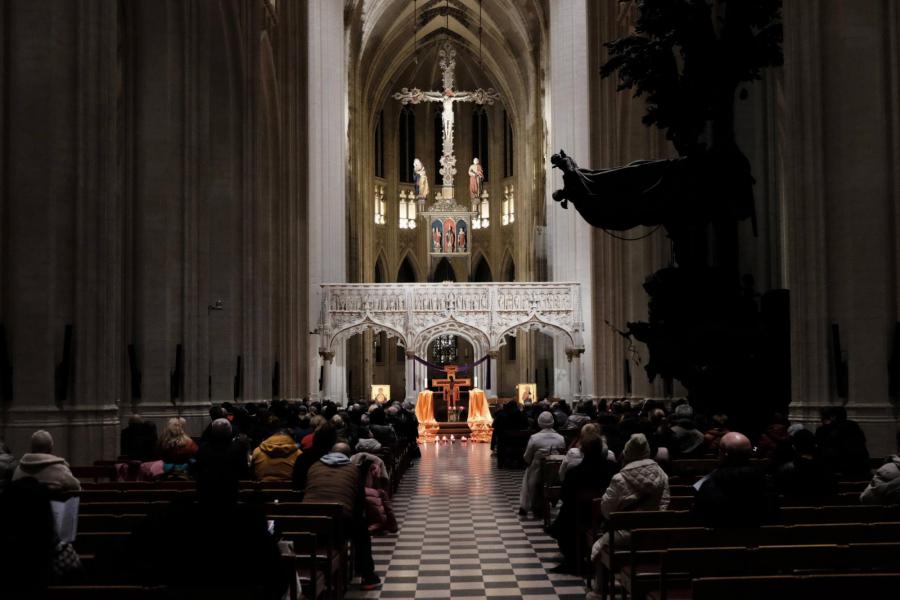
[692,431,778,527]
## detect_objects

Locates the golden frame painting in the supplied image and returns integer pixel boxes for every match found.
[371,385,390,404]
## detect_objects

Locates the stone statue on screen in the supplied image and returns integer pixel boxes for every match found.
[413,158,429,201]
[468,158,484,201]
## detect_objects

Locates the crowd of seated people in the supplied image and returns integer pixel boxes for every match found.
[0,397,419,597]
[489,395,896,591]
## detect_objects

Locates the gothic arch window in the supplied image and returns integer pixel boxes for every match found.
[433,257,456,282]
[471,106,489,182]
[397,255,418,283]
[399,106,416,183]
[503,110,513,178]
[374,110,385,178]
[472,255,493,282]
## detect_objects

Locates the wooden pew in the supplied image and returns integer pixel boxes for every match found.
[692,573,900,600]
[620,523,900,600]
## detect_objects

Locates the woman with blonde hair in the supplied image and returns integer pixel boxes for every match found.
[158,417,198,477]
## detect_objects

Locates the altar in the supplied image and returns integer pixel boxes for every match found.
[414,385,493,444]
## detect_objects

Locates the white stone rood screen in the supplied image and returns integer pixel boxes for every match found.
[317,282,586,401]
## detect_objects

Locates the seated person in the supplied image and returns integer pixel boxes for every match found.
[861,431,900,505]
[774,428,837,499]
[125,471,288,599]
[302,442,381,590]
[519,411,565,517]
[120,414,159,461]
[192,418,250,483]
[157,418,198,478]
[692,432,778,527]
[251,423,301,482]
[550,424,616,573]
[591,433,671,561]
[12,430,81,493]
[0,478,84,594]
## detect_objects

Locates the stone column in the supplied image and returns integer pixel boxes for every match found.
[405,350,417,402]
[782,1,900,456]
[567,348,585,400]
[547,0,595,400]
[307,0,347,403]
[486,350,500,398]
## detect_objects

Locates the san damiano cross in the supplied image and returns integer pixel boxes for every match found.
[393,42,500,198]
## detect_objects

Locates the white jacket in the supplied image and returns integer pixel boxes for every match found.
[861,456,900,505]
[519,429,565,511]
[600,458,669,518]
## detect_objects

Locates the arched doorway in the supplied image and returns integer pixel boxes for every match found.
[425,334,475,421]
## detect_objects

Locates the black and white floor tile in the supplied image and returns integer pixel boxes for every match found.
[346,442,586,599]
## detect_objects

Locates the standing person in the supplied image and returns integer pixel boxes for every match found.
[519,411,565,518]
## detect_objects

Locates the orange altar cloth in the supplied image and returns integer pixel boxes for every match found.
[466,388,493,443]
[415,390,439,442]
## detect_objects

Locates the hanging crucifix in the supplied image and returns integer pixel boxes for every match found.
[393,42,500,202]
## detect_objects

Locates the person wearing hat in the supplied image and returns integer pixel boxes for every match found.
[518,411,565,517]
[590,433,670,565]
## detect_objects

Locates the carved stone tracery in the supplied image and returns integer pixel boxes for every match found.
[319,282,584,356]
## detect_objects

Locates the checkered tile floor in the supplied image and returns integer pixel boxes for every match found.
[346,442,586,599]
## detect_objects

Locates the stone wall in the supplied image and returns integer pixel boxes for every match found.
[0,0,310,463]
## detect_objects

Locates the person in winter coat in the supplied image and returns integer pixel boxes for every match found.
[12,430,81,493]
[861,432,900,505]
[251,428,301,482]
[669,404,705,457]
[601,433,670,516]
[351,451,398,534]
[774,428,837,500]
[303,443,381,590]
[590,433,670,561]
[192,418,250,483]
[518,411,565,517]
[157,418,198,479]
[558,424,616,481]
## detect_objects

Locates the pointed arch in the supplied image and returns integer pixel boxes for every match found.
[432,257,456,282]
[471,252,493,282]
[396,251,419,283]
[501,249,516,282]
[374,251,388,283]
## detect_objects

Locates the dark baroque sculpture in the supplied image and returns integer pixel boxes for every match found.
[553,0,785,427]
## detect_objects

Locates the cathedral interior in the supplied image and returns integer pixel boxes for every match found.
[0,1,899,598]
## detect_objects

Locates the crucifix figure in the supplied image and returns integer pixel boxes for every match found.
[432,365,472,422]
[393,42,500,196]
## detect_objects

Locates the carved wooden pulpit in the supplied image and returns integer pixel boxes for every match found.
[432,365,471,422]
